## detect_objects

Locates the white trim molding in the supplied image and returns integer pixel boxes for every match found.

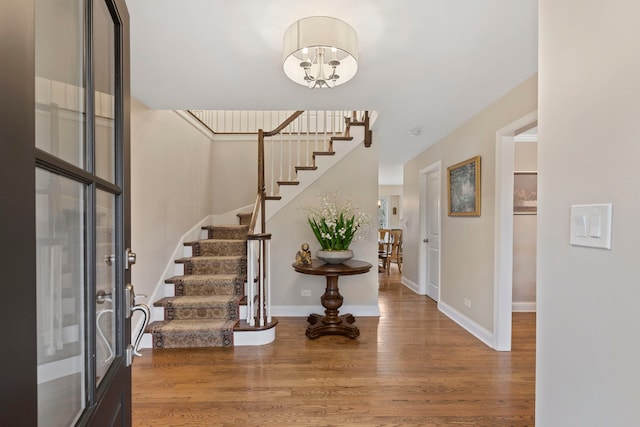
[512,302,537,312]
[438,301,494,348]
[494,110,538,351]
[400,276,420,294]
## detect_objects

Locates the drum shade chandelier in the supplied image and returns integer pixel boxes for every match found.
[283,16,358,89]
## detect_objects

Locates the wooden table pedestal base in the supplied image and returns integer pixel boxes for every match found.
[292,260,372,339]
[306,312,359,339]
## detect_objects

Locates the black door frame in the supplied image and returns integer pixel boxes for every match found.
[0,0,131,424]
[0,0,37,425]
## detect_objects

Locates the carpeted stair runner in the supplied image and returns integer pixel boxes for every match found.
[146,224,249,348]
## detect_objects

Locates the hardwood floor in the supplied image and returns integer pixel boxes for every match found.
[132,267,535,426]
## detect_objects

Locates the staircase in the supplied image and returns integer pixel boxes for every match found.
[146,224,250,348]
[141,111,372,349]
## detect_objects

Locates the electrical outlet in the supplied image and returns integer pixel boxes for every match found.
[464,298,471,308]
[301,290,311,297]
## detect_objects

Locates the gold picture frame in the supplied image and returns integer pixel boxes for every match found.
[447,156,481,216]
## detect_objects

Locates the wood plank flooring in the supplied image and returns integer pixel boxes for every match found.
[132,267,535,426]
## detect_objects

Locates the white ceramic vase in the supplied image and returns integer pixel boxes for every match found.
[316,249,354,265]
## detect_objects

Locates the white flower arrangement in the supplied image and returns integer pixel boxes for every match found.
[306,192,370,251]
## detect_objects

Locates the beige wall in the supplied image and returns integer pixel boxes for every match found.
[513,141,537,305]
[130,98,215,304]
[537,1,640,425]
[211,135,258,215]
[403,75,537,331]
[268,139,379,314]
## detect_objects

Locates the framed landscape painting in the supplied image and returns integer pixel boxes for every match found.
[447,156,481,216]
[513,171,537,214]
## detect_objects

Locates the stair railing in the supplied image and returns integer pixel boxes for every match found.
[262,110,364,198]
[246,110,368,328]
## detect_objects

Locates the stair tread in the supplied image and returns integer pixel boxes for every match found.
[176,255,245,263]
[154,295,241,307]
[277,181,299,185]
[202,224,249,230]
[147,319,236,332]
[295,166,318,171]
[330,136,353,141]
[185,238,245,246]
[166,273,243,283]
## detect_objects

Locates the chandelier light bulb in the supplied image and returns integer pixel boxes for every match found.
[283,16,358,89]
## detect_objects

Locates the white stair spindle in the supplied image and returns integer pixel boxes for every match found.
[266,239,272,323]
[324,110,328,151]
[296,115,301,172]
[247,240,255,326]
[306,112,311,166]
[259,241,265,327]
[315,111,319,152]
[269,136,274,196]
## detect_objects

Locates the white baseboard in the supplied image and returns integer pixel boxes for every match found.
[139,334,153,350]
[512,301,536,312]
[234,328,276,346]
[438,301,494,349]
[133,215,214,349]
[400,276,420,294]
[272,304,380,317]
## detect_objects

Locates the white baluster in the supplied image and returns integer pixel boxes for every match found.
[315,111,319,152]
[270,134,274,196]
[324,110,328,151]
[247,240,254,326]
[266,239,271,323]
[259,241,265,327]
[288,128,292,181]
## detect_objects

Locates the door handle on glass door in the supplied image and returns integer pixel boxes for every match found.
[125,248,137,269]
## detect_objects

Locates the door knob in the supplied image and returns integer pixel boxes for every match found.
[125,248,136,270]
[423,238,429,243]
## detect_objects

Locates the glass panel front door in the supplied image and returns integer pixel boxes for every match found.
[35,0,85,169]
[33,0,130,424]
[35,169,87,426]
[95,190,116,384]
[93,0,116,183]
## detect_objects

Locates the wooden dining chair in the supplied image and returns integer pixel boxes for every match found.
[387,229,403,274]
[378,229,391,272]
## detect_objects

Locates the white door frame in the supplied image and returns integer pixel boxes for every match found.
[419,161,442,297]
[493,111,537,351]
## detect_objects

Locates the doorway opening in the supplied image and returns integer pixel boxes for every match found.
[493,111,537,351]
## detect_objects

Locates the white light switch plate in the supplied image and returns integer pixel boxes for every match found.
[570,204,612,249]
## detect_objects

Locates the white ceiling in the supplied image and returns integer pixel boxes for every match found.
[126,0,538,185]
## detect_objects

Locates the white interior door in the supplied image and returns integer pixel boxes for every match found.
[419,162,441,299]
[425,168,441,301]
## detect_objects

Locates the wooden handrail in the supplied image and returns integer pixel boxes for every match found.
[264,110,304,137]
[249,110,371,235]
[250,110,307,235]
[364,111,372,147]
[186,110,218,134]
[248,193,260,235]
